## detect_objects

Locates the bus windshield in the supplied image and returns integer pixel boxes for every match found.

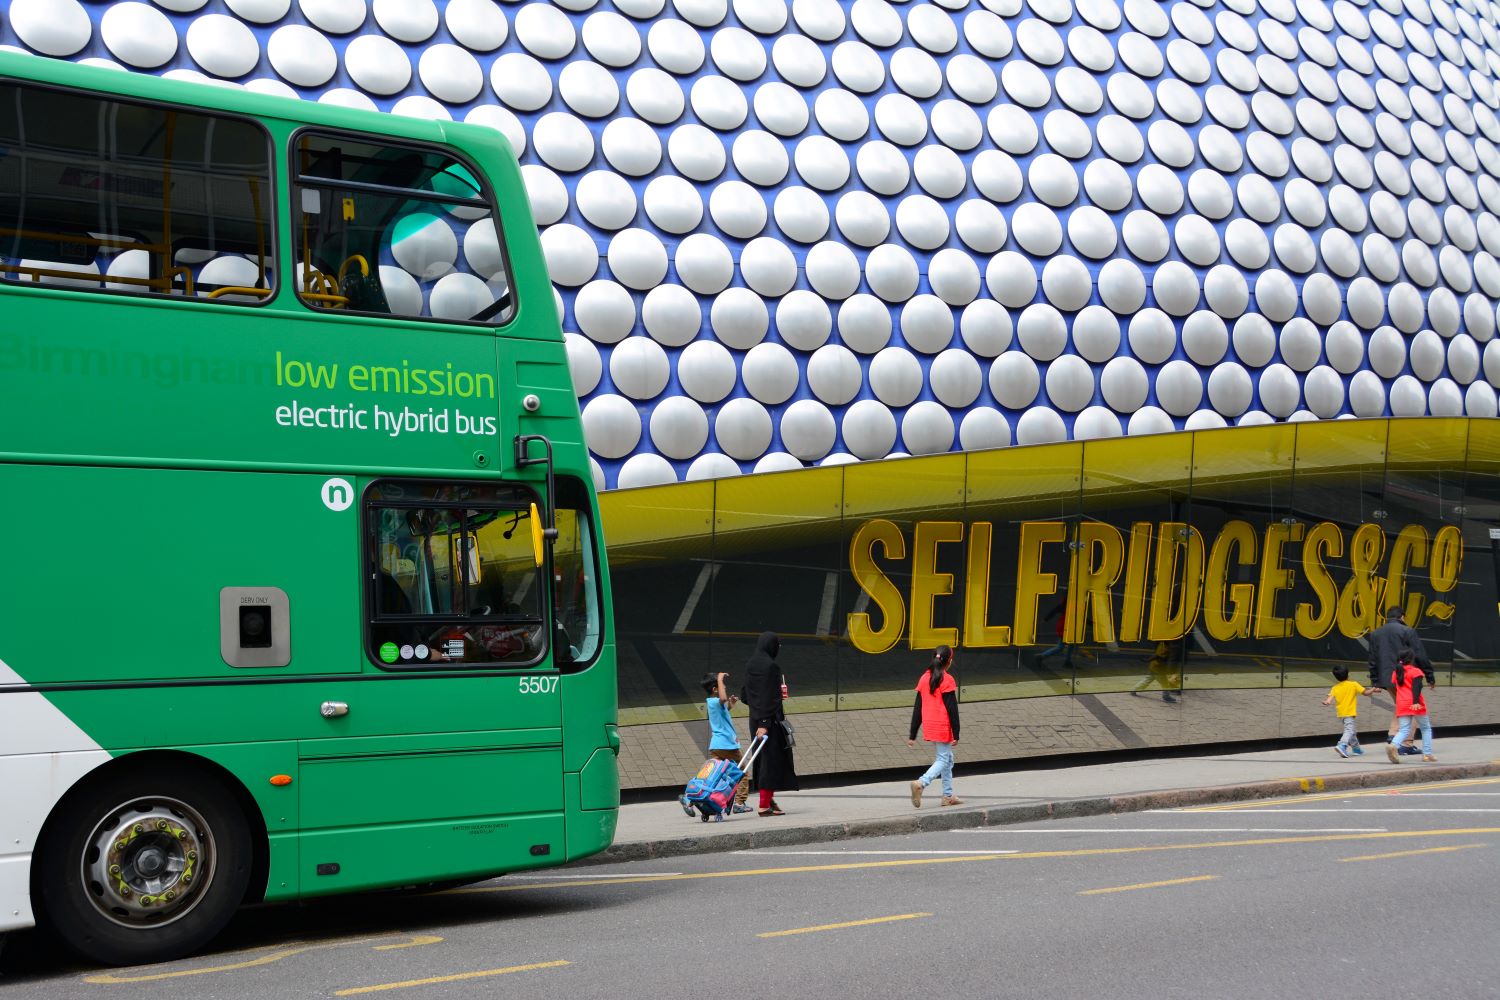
[367,482,547,668]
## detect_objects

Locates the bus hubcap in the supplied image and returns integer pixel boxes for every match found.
[82,798,215,928]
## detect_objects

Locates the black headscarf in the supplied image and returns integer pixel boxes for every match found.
[742,631,782,720]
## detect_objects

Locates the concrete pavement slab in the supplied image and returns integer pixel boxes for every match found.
[594,733,1500,864]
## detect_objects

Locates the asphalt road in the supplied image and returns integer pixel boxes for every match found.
[4,777,1499,999]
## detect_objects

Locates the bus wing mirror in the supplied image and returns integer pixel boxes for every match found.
[529,502,545,568]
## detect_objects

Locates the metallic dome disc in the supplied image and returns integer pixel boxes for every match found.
[1362,233,1401,283]
[1198,124,1245,173]
[1068,205,1119,259]
[1067,24,1115,70]
[988,103,1040,155]
[1225,218,1271,269]
[1117,31,1164,75]
[1302,272,1344,326]
[1122,210,1170,262]
[1254,268,1299,323]
[1157,78,1204,124]
[1055,67,1105,113]
[1107,71,1155,119]
[1205,85,1251,129]
[1328,184,1370,232]
[1000,60,1052,108]
[1320,229,1362,277]
[1188,168,1235,219]
[1167,39,1211,83]
[1247,131,1291,177]
[1175,214,1223,266]
[1147,120,1195,167]
[1292,137,1335,183]
[1137,163,1185,214]
[1252,91,1296,135]
[1296,97,1337,142]
[1284,178,1328,228]
[1084,159,1133,210]
[1236,173,1282,224]
[1216,48,1260,92]
[1043,109,1094,158]
[1012,202,1064,256]
[1028,153,1080,207]
[1096,114,1145,162]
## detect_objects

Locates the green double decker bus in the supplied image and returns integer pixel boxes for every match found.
[0,53,618,965]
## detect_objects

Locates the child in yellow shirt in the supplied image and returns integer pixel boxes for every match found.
[1323,665,1375,757]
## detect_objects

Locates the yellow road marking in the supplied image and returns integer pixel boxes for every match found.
[1297,778,1326,792]
[446,828,1500,894]
[757,913,931,938]
[334,960,570,995]
[1079,875,1218,895]
[374,935,444,951]
[84,933,442,984]
[1339,843,1489,863]
[1188,777,1500,812]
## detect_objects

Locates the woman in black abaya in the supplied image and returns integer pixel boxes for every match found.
[741,631,799,816]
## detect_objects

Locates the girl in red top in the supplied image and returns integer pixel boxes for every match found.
[1386,648,1436,762]
[907,646,962,807]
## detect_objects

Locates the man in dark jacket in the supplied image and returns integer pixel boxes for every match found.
[1367,608,1434,752]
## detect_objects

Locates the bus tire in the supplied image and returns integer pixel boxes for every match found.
[37,763,252,966]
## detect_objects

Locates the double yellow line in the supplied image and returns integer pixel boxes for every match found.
[1186,776,1500,812]
[452,826,1500,895]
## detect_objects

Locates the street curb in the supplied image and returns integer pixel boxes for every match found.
[586,760,1500,866]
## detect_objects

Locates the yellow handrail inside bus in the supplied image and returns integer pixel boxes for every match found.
[249,176,266,292]
[302,291,350,306]
[203,285,273,300]
[0,262,197,295]
[339,254,370,282]
[161,112,176,302]
[167,265,194,296]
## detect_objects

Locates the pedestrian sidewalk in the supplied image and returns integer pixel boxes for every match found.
[593,733,1500,865]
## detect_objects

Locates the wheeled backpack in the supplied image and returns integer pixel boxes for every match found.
[678,734,768,822]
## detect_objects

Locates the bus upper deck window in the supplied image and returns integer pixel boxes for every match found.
[291,133,514,326]
[0,82,275,304]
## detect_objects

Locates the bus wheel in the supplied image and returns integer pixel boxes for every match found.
[39,766,252,966]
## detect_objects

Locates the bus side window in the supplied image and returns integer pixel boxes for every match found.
[0,82,275,304]
[291,133,514,325]
[552,477,604,665]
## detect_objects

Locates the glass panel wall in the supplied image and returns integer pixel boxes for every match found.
[600,419,1500,787]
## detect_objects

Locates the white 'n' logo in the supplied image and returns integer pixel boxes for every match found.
[321,477,354,512]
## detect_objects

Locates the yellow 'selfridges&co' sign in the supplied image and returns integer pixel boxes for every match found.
[846,519,1463,654]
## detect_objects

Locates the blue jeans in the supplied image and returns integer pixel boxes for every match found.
[1392,715,1433,754]
[1036,641,1073,666]
[919,742,954,797]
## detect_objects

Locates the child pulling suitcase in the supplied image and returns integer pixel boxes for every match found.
[679,734,768,822]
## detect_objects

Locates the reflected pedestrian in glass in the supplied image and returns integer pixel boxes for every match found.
[908,645,962,807]
[741,631,799,816]
[1033,600,1074,669]
[1131,638,1184,703]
